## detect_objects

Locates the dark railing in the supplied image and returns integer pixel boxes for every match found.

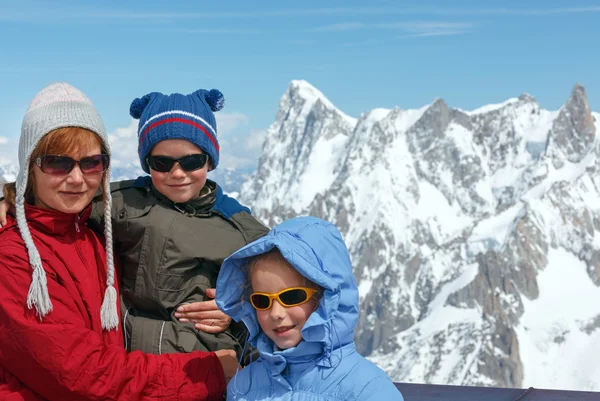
[394,382,600,400]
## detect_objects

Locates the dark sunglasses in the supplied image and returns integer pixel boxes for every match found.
[146,154,209,173]
[250,287,319,310]
[35,154,110,175]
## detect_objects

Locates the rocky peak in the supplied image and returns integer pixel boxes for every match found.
[518,93,537,103]
[407,98,451,153]
[547,83,596,166]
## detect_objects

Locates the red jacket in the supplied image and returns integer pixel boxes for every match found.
[0,204,225,401]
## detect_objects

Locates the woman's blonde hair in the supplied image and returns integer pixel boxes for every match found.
[2,127,108,209]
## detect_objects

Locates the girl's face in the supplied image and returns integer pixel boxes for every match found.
[148,139,210,204]
[250,259,319,350]
[32,141,104,214]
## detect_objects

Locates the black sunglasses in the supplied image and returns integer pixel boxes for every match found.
[146,154,209,173]
[35,154,110,175]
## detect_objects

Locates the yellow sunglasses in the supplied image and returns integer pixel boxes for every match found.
[249,287,319,310]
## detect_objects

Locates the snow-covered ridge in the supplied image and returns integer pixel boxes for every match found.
[464,97,521,115]
[241,81,600,391]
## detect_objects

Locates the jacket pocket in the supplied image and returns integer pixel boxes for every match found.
[156,260,216,297]
[117,203,152,228]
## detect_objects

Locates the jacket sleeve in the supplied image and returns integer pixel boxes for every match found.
[0,245,226,401]
[357,376,404,401]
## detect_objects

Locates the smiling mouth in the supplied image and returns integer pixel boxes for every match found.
[61,191,85,195]
[273,326,294,334]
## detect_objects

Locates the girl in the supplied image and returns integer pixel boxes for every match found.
[216,216,403,400]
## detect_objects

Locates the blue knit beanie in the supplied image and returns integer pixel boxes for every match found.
[130,88,224,173]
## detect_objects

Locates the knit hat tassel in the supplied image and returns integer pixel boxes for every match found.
[27,264,53,317]
[100,285,119,330]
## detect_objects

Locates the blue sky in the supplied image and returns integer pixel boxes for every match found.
[1,0,599,171]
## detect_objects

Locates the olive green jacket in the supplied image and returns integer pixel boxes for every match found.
[90,176,269,360]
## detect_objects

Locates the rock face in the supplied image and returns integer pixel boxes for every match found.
[241,81,600,391]
[547,84,596,166]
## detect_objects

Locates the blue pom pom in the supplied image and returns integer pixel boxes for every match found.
[129,93,156,119]
[205,89,225,112]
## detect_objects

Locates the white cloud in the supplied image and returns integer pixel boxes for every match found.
[218,152,259,170]
[216,112,249,138]
[311,22,366,32]
[245,129,267,152]
[312,21,473,37]
[3,7,600,21]
[176,28,261,35]
[107,119,139,168]
[396,22,473,38]
[0,136,18,165]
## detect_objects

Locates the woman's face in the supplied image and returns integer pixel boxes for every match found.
[32,140,104,214]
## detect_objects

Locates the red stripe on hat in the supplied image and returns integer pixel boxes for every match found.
[138,117,219,152]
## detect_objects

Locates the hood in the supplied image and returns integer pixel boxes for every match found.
[216,216,359,370]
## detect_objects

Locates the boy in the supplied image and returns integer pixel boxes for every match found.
[93,88,269,357]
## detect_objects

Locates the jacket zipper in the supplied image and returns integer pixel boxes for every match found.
[73,219,92,274]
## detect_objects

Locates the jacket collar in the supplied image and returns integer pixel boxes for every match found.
[150,179,217,215]
[258,336,325,376]
[10,203,93,236]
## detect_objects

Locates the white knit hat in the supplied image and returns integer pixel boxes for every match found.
[17,82,118,330]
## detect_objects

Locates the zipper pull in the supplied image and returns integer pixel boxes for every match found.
[75,215,81,232]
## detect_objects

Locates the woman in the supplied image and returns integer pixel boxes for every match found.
[0,82,237,401]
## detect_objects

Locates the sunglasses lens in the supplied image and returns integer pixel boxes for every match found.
[250,294,271,310]
[148,156,175,172]
[279,289,309,306]
[40,156,75,174]
[79,154,109,173]
[179,154,208,171]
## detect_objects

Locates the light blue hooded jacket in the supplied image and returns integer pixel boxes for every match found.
[216,216,403,401]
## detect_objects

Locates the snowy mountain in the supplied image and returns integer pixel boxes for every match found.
[0,157,17,192]
[240,80,600,391]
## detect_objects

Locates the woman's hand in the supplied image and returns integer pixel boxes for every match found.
[174,288,232,334]
[0,199,8,227]
[214,349,241,384]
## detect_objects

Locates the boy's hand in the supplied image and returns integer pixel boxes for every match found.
[175,288,232,333]
[0,199,7,227]
[214,349,240,384]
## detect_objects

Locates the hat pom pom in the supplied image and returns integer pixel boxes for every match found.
[205,89,225,112]
[130,93,155,119]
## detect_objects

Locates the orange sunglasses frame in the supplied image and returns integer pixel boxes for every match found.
[249,287,319,310]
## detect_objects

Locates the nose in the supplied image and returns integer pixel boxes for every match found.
[169,162,187,178]
[66,164,84,184]
[269,300,286,320]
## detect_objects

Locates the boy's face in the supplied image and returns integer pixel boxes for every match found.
[250,259,319,350]
[148,139,209,203]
